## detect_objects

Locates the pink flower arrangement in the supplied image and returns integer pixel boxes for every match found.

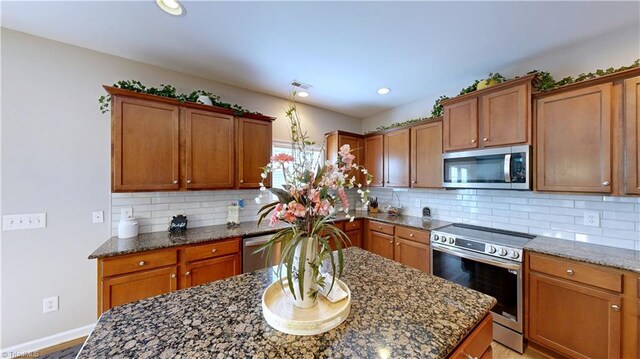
[271,153,295,163]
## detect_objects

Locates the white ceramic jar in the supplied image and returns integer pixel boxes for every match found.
[118,217,139,238]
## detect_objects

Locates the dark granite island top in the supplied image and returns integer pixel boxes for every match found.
[89,211,450,259]
[79,248,495,358]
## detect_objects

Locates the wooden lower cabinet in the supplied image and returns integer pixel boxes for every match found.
[184,254,242,288]
[450,313,493,359]
[369,231,394,260]
[101,266,178,313]
[394,238,429,272]
[98,238,242,315]
[346,229,362,248]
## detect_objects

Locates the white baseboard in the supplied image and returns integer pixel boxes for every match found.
[1,323,95,357]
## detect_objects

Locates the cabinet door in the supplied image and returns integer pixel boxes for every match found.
[394,238,429,272]
[368,231,394,260]
[443,98,478,151]
[411,121,442,188]
[384,129,411,187]
[339,134,364,183]
[112,96,180,191]
[536,83,613,193]
[528,273,621,359]
[238,118,272,188]
[184,254,242,288]
[625,76,640,194]
[101,266,177,313]
[364,135,384,187]
[185,109,235,189]
[346,229,362,248]
[482,83,529,147]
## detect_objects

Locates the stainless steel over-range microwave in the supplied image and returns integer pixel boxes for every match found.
[442,145,531,190]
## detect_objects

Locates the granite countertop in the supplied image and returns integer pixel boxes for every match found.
[525,236,640,274]
[89,212,450,259]
[78,248,495,358]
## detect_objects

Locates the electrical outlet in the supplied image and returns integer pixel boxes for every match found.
[2,213,46,231]
[414,199,421,208]
[43,296,59,313]
[92,210,104,223]
[120,207,133,219]
[583,210,601,227]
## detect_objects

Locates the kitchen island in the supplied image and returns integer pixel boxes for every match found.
[79,248,495,358]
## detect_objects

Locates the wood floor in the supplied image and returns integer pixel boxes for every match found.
[492,342,554,359]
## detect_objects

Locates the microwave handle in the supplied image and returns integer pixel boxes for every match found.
[504,154,512,183]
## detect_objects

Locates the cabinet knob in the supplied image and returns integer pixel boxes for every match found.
[566,269,574,275]
[410,233,414,237]
[612,304,620,312]
[139,261,145,266]
[211,248,218,253]
[240,179,244,184]
[187,179,192,184]
[386,181,390,184]
[171,273,176,279]
[378,226,382,229]
[602,181,610,186]
[461,353,477,359]
[396,242,400,246]
[380,181,384,184]
[411,180,417,184]
[185,271,191,276]
[389,240,393,244]
[471,139,476,143]
[483,137,488,142]
[173,180,178,184]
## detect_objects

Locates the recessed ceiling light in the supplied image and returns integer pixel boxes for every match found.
[297,91,310,98]
[156,0,184,16]
[377,87,391,95]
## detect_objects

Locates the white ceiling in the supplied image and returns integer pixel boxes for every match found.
[2,1,639,118]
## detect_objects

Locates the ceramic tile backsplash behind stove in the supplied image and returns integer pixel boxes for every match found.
[370,188,640,250]
[111,189,362,235]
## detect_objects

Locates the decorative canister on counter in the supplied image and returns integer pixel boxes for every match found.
[227,202,240,228]
[169,214,188,233]
[118,216,139,238]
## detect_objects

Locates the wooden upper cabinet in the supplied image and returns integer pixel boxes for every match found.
[184,109,235,189]
[481,83,530,147]
[364,135,384,187]
[528,272,622,359]
[411,121,442,188]
[112,96,180,191]
[384,129,410,187]
[443,98,478,151]
[325,131,364,183]
[536,83,613,193]
[625,76,640,195]
[238,117,272,188]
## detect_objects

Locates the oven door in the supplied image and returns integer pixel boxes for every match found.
[430,243,522,333]
[442,145,530,190]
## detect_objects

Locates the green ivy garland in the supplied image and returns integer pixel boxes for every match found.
[98,80,262,116]
[368,59,639,134]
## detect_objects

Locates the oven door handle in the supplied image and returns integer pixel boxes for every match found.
[431,243,521,271]
[504,154,512,183]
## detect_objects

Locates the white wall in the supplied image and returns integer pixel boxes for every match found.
[362,24,640,132]
[0,28,361,349]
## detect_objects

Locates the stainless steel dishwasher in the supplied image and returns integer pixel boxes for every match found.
[242,234,281,273]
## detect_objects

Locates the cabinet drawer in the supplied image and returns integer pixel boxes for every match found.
[183,238,241,262]
[369,221,394,235]
[344,220,362,231]
[529,253,622,293]
[451,314,493,359]
[102,250,177,277]
[396,226,429,243]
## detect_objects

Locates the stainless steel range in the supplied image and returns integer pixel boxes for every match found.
[430,223,535,353]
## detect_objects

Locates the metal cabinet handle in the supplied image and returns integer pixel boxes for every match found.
[389,240,393,244]
[187,179,192,184]
[396,242,400,246]
[240,179,244,183]
[378,226,382,229]
[139,261,145,266]
[471,139,476,143]
[566,269,574,275]
[386,181,390,184]
[173,180,178,184]
[612,304,620,312]
[211,248,218,253]
[483,137,488,142]
[185,271,191,276]
[603,181,610,186]
[409,233,414,237]
[171,274,176,279]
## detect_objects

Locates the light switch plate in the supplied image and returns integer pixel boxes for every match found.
[3,213,47,231]
[92,210,104,223]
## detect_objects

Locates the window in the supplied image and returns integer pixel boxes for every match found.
[270,140,324,191]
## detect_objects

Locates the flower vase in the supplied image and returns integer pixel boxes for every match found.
[290,237,319,309]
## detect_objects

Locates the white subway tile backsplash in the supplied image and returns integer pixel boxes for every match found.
[112,197,151,206]
[370,188,640,251]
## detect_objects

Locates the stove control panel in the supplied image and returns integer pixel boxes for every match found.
[431,232,524,262]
